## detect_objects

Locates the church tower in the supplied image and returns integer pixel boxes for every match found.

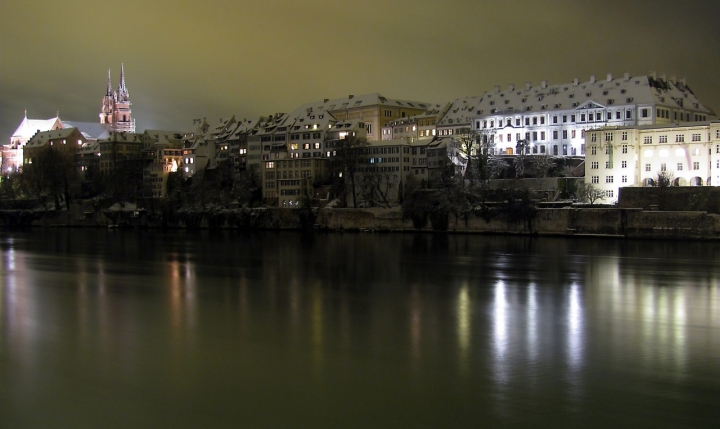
[99,64,135,132]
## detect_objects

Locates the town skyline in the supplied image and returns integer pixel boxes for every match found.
[2,0,720,142]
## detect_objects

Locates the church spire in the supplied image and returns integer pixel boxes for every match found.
[107,69,112,96]
[118,63,128,97]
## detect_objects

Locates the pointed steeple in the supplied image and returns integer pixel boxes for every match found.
[118,63,128,97]
[106,69,112,96]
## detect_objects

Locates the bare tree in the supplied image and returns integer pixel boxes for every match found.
[532,153,555,178]
[360,174,393,208]
[335,136,369,208]
[21,146,77,210]
[577,182,606,204]
[514,139,530,178]
[655,171,674,188]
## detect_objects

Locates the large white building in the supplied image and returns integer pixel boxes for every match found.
[443,72,716,157]
[584,122,720,203]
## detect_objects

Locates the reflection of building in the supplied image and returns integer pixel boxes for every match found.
[99,64,135,133]
[435,73,715,157]
[584,121,720,203]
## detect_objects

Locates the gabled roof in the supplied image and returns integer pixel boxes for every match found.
[322,93,432,111]
[98,132,144,144]
[143,130,186,142]
[438,73,716,127]
[25,127,85,148]
[12,115,62,139]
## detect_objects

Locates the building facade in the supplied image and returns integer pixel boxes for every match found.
[584,122,720,203]
[447,73,714,158]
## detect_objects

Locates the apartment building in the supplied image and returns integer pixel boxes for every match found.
[261,158,328,207]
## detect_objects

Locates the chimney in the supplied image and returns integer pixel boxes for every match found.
[660,73,666,81]
[681,77,687,86]
[348,95,354,99]
[525,82,532,90]
[541,80,547,89]
[624,72,630,81]
[590,75,596,84]
[508,83,515,91]
[494,85,500,93]
[670,75,677,85]
[573,78,579,86]
[607,73,613,82]
[649,71,656,79]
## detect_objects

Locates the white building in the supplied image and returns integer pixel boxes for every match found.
[584,122,720,203]
[454,72,715,157]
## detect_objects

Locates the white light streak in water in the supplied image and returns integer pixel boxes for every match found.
[673,288,687,376]
[492,280,509,388]
[457,284,471,374]
[567,283,583,371]
[527,283,537,361]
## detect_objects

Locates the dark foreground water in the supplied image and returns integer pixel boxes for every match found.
[0,230,719,428]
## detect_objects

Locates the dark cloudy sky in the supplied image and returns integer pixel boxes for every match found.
[2,0,719,140]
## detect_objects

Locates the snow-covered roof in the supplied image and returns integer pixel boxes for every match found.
[97,132,144,144]
[143,130,186,142]
[438,73,716,128]
[12,116,62,139]
[77,141,101,155]
[322,93,432,111]
[60,121,111,140]
[25,127,85,148]
[228,118,258,138]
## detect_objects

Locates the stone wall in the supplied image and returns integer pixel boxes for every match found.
[619,187,720,213]
[5,203,720,240]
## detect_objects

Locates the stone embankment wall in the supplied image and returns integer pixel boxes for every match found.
[3,202,720,240]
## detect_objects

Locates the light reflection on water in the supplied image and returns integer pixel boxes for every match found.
[1,231,719,428]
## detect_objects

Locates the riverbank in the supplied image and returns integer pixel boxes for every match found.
[2,202,720,240]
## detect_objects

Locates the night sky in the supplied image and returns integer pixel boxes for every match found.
[2,0,719,140]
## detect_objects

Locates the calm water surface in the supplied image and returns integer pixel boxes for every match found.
[0,230,719,428]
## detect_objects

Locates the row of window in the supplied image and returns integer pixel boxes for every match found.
[590,175,628,184]
[645,162,701,171]
[478,110,633,130]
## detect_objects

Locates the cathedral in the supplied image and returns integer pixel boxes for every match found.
[100,64,135,132]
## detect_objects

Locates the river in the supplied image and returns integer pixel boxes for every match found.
[1,230,719,428]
